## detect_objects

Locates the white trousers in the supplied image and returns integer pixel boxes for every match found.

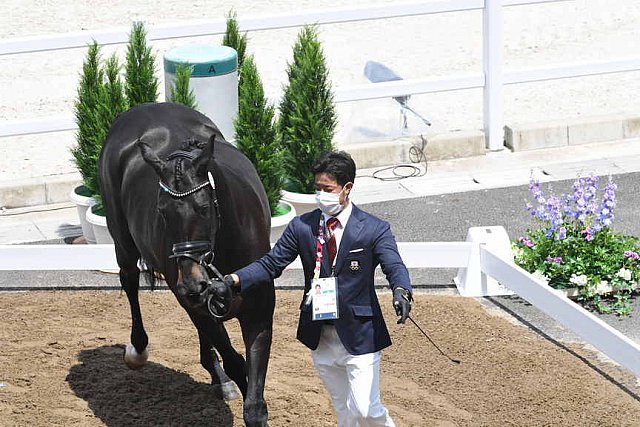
[311,325,395,427]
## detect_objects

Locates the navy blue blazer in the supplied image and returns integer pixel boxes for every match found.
[235,204,412,355]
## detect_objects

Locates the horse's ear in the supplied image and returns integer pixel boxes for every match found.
[194,134,216,175]
[138,139,164,175]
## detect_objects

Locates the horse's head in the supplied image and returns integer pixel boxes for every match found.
[138,136,223,310]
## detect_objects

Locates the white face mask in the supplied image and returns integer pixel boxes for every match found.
[315,189,344,216]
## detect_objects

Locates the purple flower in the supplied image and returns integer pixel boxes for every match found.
[518,236,534,248]
[546,256,563,264]
[624,251,640,260]
[582,227,595,241]
[555,227,567,241]
[596,178,616,229]
[567,175,599,225]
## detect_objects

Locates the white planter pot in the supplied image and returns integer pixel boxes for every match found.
[69,186,96,244]
[281,190,316,217]
[270,200,296,243]
[86,206,114,245]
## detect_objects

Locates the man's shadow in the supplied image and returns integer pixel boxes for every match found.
[66,345,235,426]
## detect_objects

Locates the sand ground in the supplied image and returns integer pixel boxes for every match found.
[1,290,640,426]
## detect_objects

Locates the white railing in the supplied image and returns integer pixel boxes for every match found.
[3,0,640,150]
[2,239,640,377]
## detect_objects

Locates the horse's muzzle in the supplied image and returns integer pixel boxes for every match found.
[206,276,241,321]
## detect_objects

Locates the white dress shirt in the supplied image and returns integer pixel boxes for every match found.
[322,200,353,266]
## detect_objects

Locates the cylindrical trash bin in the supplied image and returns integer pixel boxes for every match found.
[164,44,238,142]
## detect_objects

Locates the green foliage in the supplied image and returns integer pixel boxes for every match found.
[71,41,106,196]
[222,9,247,71]
[125,21,158,106]
[235,56,284,215]
[278,25,337,194]
[102,54,128,127]
[71,43,128,198]
[168,64,197,109]
[514,176,640,315]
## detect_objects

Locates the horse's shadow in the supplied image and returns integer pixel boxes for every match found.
[66,345,235,426]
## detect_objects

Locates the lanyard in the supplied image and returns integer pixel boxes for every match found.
[314,216,328,279]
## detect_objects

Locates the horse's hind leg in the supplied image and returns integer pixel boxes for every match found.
[115,243,149,369]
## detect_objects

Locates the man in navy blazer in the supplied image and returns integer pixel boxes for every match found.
[226,151,412,427]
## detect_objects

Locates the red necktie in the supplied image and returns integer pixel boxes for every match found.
[326,217,340,268]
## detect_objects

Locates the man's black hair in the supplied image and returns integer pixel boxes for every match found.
[311,151,356,186]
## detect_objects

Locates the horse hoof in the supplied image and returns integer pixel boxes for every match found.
[124,343,149,369]
[212,381,241,401]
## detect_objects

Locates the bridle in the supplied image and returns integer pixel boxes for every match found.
[159,149,232,319]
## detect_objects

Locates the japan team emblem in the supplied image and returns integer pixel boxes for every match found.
[350,260,360,271]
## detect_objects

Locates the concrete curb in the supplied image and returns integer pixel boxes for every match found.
[0,172,81,209]
[505,113,640,151]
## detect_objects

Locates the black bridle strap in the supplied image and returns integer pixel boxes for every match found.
[164,170,223,278]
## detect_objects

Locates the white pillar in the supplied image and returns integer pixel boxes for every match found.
[454,226,513,297]
[483,0,504,151]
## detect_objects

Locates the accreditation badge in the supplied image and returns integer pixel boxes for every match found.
[311,277,339,321]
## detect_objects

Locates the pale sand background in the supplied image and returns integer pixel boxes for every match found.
[2,0,640,181]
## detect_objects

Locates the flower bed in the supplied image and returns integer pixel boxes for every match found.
[513,174,640,315]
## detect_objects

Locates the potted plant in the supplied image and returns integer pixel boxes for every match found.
[278,24,337,215]
[85,53,128,244]
[513,174,640,316]
[70,41,105,244]
[235,53,294,241]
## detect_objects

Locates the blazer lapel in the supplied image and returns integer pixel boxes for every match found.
[334,205,364,275]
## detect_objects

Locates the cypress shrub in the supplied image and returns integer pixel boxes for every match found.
[125,21,158,106]
[102,54,128,128]
[278,25,337,194]
[71,41,106,197]
[71,43,128,203]
[167,64,197,109]
[235,56,284,216]
[222,10,247,72]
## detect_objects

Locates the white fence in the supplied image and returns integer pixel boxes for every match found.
[3,0,640,150]
[2,240,640,378]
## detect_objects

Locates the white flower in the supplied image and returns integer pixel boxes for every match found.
[532,270,549,283]
[595,280,610,294]
[512,246,524,259]
[617,268,632,282]
[570,273,588,287]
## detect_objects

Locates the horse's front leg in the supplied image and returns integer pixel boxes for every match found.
[119,263,149,369]
[188,312,247,400]
[195,325,243,401]
[239,315,273,427]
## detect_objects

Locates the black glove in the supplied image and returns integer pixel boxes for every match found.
[393,287,412,324]
[207,275,236,318]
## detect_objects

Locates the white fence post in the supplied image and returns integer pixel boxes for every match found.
[454,226,514,296]
[483,0,505,151]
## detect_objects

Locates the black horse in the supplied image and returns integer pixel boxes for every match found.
[98,102,275,426]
